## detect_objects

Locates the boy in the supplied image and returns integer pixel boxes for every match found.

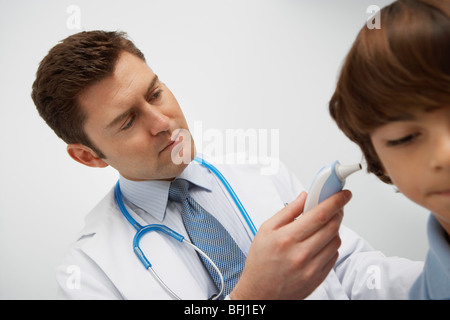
[329,0,450,299]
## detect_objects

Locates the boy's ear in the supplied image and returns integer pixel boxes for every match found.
[67,144,109,168]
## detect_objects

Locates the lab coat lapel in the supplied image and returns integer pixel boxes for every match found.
[80,190,207,300]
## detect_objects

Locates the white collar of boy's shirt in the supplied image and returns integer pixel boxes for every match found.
[118,161,213,222]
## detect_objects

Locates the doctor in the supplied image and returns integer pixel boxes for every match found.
[32,30,422,299]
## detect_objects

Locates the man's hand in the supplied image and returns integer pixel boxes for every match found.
[230,190,352,300]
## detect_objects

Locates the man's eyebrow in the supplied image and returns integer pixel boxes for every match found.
[145,75,159,98]
[105,75,159,130]
[105,107,136,130]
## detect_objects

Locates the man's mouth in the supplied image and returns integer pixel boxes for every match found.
[160,133,182,154]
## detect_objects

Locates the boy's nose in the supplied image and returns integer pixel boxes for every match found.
[430,132,450,171]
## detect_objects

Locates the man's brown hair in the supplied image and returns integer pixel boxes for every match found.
[329,0,450,183]
[31,30,145,158]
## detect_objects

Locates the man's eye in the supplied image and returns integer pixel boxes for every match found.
[148,90,162,103]
[122,114,136,130]
[386,133,420,146]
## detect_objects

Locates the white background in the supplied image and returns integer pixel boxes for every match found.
[0,0,429,299]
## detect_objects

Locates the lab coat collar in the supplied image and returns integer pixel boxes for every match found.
[118,161,212,222]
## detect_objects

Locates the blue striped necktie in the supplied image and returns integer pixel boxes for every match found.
[168,178,246,297]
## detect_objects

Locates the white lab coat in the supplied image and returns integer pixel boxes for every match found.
[56,158,423,299]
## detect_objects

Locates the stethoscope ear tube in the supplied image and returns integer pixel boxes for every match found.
[183,240,225,300]
[147,267,182,300]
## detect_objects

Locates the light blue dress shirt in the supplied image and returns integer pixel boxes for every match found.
[118,161,253,297]
[409,214,450,300]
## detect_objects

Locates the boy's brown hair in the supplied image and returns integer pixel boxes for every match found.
[329,0,450,183]
[31,30,145,158]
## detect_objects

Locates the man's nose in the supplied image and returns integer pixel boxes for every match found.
[144,106,171,136]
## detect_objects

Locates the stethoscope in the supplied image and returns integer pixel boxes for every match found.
[114,156,257,300]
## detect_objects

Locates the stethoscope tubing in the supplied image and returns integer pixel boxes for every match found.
[193,157,257,236]
[114,156,253,299]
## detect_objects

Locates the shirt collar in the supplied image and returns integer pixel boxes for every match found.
[119,161,213,221]
[427,214,450,272]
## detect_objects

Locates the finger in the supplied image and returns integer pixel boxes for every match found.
[290,190,351,241]
[290,235,341,295]
[306,234,341,278]
[299,209,343,259]
[270,191,307,229]
[319,251,340,279]
[305,250,340,296]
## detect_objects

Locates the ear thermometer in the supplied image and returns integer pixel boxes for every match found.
[303,160,361,213]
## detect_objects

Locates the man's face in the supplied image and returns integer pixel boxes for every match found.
[77,51,195,181]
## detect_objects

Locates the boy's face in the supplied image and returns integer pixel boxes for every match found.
[370,107,450,234]
[73,51,195,181]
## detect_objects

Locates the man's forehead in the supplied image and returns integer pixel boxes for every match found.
[78,52,153,117]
